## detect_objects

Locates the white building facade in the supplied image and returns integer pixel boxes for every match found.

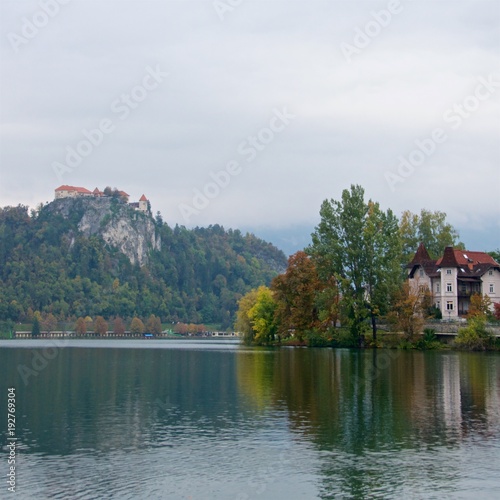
[408,244,500,318]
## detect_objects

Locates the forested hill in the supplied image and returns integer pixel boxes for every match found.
[0,200,287,328]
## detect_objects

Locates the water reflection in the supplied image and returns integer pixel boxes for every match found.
[0,342,499,499]
[236,348,500,498]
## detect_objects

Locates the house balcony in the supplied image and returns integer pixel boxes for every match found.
[458,289,481,298]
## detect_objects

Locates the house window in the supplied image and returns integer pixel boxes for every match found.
[475,283,480,292]
[436,301,441,309]
[460,283,467,293]
[419,270,424,277]
[446,283,452,292]
[436,283,440,293]
[446,269,452,275]
[489,270,493,276]
[446,301,454,311]
[490,284,495,294]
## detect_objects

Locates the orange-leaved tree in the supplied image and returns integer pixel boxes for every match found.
[271,251,322,341]
[94,316,108,336]
[468,293,492,319]
[130,317,145,334]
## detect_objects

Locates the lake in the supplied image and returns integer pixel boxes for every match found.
[1,339,499,499]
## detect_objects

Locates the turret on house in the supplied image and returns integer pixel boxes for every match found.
[407,243,500,318]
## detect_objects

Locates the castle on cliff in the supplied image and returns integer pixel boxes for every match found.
[54,185,149,213]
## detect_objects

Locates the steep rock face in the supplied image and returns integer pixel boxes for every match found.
[49,197,160,266]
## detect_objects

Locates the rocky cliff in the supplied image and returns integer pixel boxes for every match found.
[48,197,160,266]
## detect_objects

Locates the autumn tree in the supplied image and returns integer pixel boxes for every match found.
[130,317,145,334]
[309,185,402,343]
[400,209,463,262]
[94,316,108,336]
[174,322,188,335]
[146,314,162,334]
[468,293,493,319]
[75,317,87,335]
[42,313,58,334]
[271,251,322,341]
[247,286,278,345]
[187,323,198,334]
[387,282,426,340]
[113,317,126,336]
[235,288,260,345]
[494,302,500,320]
[84,316,93,332]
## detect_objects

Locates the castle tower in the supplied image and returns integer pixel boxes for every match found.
[138,194,148,213]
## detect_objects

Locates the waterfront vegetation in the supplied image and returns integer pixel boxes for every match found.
[236,185,500,351]
[1,184,499,350]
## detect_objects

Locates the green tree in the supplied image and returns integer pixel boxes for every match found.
[488,249,500,263]
[0,320,15,339]
[130,317,145,334]
[31,315,41,337]
[455,316,492,351]
[400,209,463,262]
[309,185,402,343]
[235,288,260,345]
[247,286,278,345]
[315,276,341,332]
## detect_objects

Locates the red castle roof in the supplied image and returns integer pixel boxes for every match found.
[55,185,92,194]
[139,194,148,201]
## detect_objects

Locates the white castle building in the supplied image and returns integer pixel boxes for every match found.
[54,185,149,213]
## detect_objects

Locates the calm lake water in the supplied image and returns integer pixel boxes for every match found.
[1,339,499,499]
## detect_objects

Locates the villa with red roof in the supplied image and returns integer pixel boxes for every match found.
[407,243,500,317]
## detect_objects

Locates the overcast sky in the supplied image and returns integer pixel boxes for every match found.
[1,0,499,254]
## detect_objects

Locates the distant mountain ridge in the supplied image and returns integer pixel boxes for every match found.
[0,198,287,327]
